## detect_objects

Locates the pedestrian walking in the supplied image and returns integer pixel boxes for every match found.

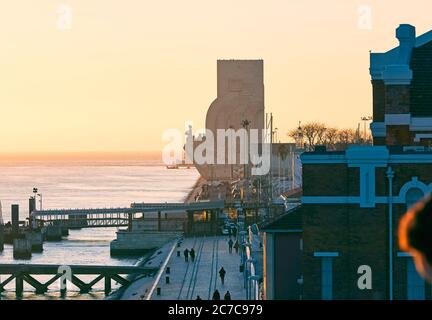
[219,267,226,285]
[232,227,237,238]
[228,238,233,254]
[183,248,189,262]
[190,248,196,262]
[212,290,220,300]
[234,240,239,254]
[224,291,231,300]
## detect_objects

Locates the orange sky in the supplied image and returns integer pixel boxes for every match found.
[1,0,431,153]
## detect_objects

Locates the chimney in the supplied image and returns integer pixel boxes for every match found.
[396,24,416,62]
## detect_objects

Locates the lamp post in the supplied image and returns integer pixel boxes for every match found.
[273,128,278,143]
[295,121,303,149]
[241,119,250,179]
[266,113,273,202]
[386,167,394,300]
[37,193,43,210]
[361,116,373,143]
[33,188,43,211]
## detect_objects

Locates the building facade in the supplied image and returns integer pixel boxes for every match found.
[300,24,432,300]
[301,146,432,300]
[370,24,432,146]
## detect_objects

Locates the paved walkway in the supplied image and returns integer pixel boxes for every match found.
[152,236,246,300]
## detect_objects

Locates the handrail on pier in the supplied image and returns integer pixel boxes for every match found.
[145,238,179,300]
[0,263,158,297]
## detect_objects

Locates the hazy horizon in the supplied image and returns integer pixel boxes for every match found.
[0,151,163,162]
[2,0,432,152]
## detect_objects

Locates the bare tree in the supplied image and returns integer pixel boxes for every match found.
[303,122,322,150]
[337,128,356,147]
[287,122,371,151]
[364,132,373,145]
[324,127,339,150]
[315,123,327,145]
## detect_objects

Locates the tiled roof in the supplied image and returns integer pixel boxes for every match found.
[261,206,302,232]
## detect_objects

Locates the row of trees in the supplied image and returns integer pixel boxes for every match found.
[287,122,372,151]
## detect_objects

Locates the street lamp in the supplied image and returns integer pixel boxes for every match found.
[273,128,278,143]
[33,188,42,210]
[241,119,251,179]
[386,166,394,300]
[295,121,303,149]
[361,116,373,143]
[37,193,43,210]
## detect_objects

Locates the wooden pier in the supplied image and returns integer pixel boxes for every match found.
[0,263,158,297]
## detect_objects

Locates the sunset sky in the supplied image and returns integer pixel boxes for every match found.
[1,0,431,153]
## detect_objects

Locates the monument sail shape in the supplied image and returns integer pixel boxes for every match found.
[191,60,265,181]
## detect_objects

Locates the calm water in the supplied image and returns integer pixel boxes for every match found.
[0,161,199,299]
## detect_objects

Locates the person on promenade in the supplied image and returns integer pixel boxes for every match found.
[232,227,237,238]
[183,248,189,262]
[219,267,226,285]
[234,240,239,254]
[228,238,233,254]
[399,195,432,282]
[196,295,202,300]
[212,290,220,300]
[190,248,196,262]
[224,291,231,300]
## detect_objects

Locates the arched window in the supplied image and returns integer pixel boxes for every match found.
[406,188,424,209]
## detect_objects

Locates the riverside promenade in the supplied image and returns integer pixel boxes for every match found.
[120,236,247,300]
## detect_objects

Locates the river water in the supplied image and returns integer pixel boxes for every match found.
[0,160,199,299]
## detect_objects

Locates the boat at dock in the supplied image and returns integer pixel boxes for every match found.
[166,163,193,169]
[166,152,194,169]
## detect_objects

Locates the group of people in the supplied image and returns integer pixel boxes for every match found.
[227,238,239,254]
[183,248,195,262]
[195,290,231,300]
[211,289,231,300]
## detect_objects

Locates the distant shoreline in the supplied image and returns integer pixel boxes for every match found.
[0,151,162,162]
